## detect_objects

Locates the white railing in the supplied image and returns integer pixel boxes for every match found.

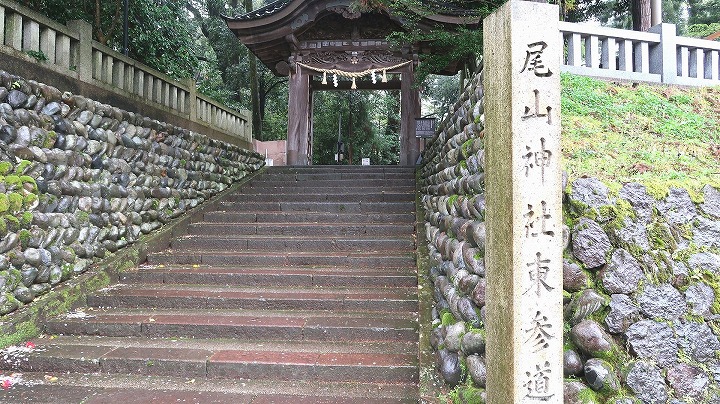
[560,21,720,86]
[0,0,251,142]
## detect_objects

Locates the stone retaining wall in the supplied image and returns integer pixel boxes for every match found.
[419,71,720,402]
[0,70,264,317]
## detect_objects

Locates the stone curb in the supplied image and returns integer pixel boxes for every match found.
[0,167,266,348]
[416,170,444,404]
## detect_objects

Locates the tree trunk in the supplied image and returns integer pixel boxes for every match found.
[243,0,262,140]
[632,0,651,31]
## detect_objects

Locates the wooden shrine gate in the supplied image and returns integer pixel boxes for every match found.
[226,0,480,165]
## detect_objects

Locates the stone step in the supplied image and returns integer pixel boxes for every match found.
[171,235,414,252]
[245,179,414,188]
[219,201,415,214]
[0,166,420,400]
[186,223,415,237]
[235,185,416,194]
[121,265,417,287]
[1,337,418,384]
[147,250,416,267]
[253,172,415,181]
[225,193,414,203]
[45,309,418,341]
[87,285,418,312]
[201,212,416,224]
[1,372,417,403]
[265,165,415,174]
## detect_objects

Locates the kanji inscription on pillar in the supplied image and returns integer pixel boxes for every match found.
[483,1,563,403]
[513,5,563,403]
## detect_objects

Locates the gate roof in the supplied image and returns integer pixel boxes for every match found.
[225,0,481,76]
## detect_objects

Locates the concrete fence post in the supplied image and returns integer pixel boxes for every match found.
[649,23,677,84]
[5,11,22,49]
[67,19,93,81]
[22,19,39,52]
[184,78,197,121]
[483,1,564,402]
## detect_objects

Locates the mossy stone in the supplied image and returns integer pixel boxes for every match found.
[4,215,20,232]
[0,194,8,213]
[8,193,23,212]
[0,162,12,176]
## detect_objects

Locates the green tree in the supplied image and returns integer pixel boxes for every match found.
[312,90,400,165]
[423,74,460,122]
[349,0,502,84]
[22,0,199,79]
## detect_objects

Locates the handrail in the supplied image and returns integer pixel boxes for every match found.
[559,21,720,86]
[0,0,252,142]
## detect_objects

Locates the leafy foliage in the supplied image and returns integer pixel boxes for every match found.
[566,0,720,34]
[126,0,199,79]
[687,22,720,39]
[23,0,199,79]
[351,0,501,84]
[561,73,720,194]
[423,74,461,121]
[312,90,400,165]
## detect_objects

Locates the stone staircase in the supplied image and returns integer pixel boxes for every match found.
[0,166,419,403]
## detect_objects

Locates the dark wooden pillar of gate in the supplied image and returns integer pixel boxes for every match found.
[287,62,311,165]
[400,64,421,166]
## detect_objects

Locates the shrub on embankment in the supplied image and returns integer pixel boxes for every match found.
[0,70,264,320]
[420,73,720,403]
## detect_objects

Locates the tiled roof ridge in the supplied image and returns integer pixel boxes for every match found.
[233,0,481,21]
[234,0,292,21]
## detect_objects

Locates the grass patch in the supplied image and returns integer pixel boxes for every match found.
[561,74,720,195]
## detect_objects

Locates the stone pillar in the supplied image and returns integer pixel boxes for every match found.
[308,90,315,164]
[184,78,198,121]
[287,62,310,165]
[649,23,677,84]
[483,1,562,402]
[400,65,421,166]
[67,20,93,82]
[5,12,22,49]
[651,0,662,26]
[22,20,40,52]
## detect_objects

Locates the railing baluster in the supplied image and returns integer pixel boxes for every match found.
[124,65,134,92]
[5,12,22,49]
[618,39,633,72]
[170,86,178,110]
[601,37,616,70]
[689,48,703,78]
[40,27,56,63]
[134,69,144,96]
[102,54,113,83]
[0,6,5,45]
[112,60,124,88]
[707,50,719,80]
[567,32,581,66]
[22,18,39,51]
[56,34,70,69]
[92,49,102,79]
[585,34,599,68]
[634,41,649,73]
[145,74,154,102]
[678,46,689,77]
[163,82,170,107]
